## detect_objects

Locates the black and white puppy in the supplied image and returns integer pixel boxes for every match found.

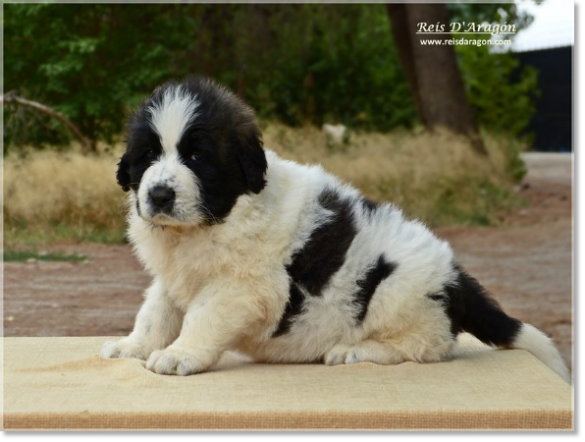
[101,76,570,383]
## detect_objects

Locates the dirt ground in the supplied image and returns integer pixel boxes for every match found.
[2,153,573,373]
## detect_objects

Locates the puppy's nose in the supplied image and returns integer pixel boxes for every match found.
[149,185,175,209]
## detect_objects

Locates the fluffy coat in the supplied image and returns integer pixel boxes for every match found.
[101,77,570,383]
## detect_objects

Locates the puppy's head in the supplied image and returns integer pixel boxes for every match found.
[117,76,267,227]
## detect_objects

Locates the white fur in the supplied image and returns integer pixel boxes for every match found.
[148,85,199,153]
[136,86,204,226]
[102,150,461,372]
[512,324,571,382]
[136,152,203,225]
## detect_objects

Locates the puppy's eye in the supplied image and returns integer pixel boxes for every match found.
[189,153,199,162]
[142,148,157,162]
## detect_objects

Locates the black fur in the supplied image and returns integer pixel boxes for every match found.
[116,154,131,192]
[431,264,522,347]
[238,147,268,194]
[272,284,306,338]
[352,256,396,324]
[119,114,163,193]
[286,188,357,295]
[272,188,358,338]
[120,76,267,223]
[361,198,380,217]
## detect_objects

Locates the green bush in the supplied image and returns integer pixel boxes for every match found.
[4,3,537,151]
[457,43,539,138]
[4,4,198,150]
[235,5,418,130]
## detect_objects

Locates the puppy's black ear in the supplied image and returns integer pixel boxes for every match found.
[116,154,131,192]
[238,130,267,194]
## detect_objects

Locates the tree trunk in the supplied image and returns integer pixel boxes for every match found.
[386,4,486,155]
[386,4,426,126]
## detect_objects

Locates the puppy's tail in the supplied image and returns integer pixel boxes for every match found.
[444,265,571,384]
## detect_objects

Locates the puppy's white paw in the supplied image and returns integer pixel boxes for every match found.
[145,347,207,376]
[324,344,363,366]
[100,339,150,361]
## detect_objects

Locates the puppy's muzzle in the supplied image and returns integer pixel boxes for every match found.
[149,185,176,214]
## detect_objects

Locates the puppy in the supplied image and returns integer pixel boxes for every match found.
[101,76,570,383]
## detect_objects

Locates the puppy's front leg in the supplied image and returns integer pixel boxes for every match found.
[145,284,260,375]
[101,278,183,361]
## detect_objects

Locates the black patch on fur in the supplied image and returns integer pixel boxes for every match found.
[272,284,306,337]
[361,198,380,216]
[122,113,164,193]
[352,255,396,324]
[116,154,132,192]
[432,264,522,347]
[272,188,358,338]
[287,188,357,295]
[175,77,267,220]
[238,148,267,194]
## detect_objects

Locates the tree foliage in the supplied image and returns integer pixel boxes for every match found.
[4,3,537,151]
[448,3,539,137]
[4,3,197,149]
[457,44,539,138]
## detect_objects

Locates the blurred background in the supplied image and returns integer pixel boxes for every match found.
[1,1,574,372]
[2,1,573,244]
[3,2,555,149]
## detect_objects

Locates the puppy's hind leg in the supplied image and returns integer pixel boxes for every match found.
[325,339,405,366]
[324,335,454,366]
